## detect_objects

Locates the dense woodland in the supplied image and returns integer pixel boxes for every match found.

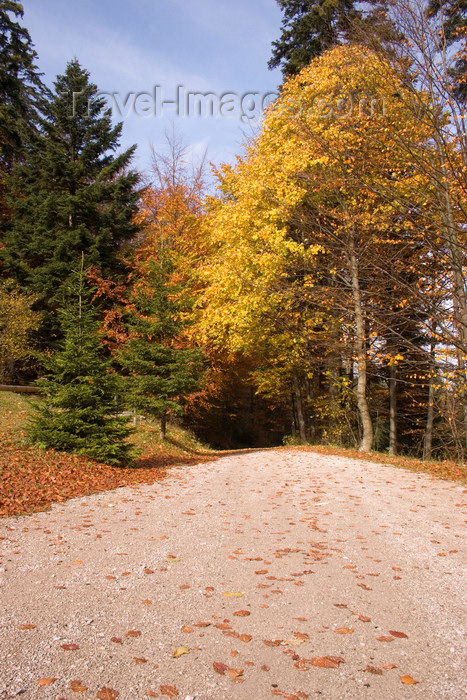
[0,0,466,461]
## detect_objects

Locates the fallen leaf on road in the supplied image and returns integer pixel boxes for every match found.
[222,592,244,597]
[400,674,418,685]
[238,633,252,642]
[358,614,371,622]
[172,646,189,658]
[134,657,147,664]
[181,625,193,633]
[376,636,394,642]
[335,627,354,634]
[366,665,383,675]
[96,689,119,700]
[126,630,141,638]
[69,680,88,692]
[213,661,229,675]
[311,656,344,668]
[160,687,179,698]
[382,663,398,669]
[61,643,79,650]
[18,624,36,630]
[227,668,244,678]
[233,610,250,616]
[110,636,123,644]
[37,678,57,686]
[283,632,309,646]
[389,630,408,638]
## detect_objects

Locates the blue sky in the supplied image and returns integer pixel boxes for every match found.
[23,0,283,174]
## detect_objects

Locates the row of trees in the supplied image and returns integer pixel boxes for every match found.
[0,2,205,463]
[1,0,466,462]
[196,0,467,459]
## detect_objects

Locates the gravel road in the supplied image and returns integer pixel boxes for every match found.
[0,449,466,700]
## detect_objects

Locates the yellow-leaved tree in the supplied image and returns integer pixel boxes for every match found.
[199,45,437,451]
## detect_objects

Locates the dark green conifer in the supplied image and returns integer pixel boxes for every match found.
[0,0,46,227]
[29,259,134,466]
[428,0,467,100]
[3,59,139,341]
[269,0,396,78]
[118,260,204,440]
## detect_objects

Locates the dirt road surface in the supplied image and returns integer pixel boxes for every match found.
[0,449,466,699]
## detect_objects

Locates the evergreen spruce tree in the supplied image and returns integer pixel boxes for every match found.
[119,260,204,440]
[29,259,134,465]
[428,0,467,100]
[268,0,396,78]
[2,59,139,340]
[0,0,46,228]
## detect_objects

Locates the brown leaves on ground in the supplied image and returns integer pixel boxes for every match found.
[213,662,244,679]
[96,689,119,700]
[301,445,466,483]
[0,400,219,518]
[159,686,179,697]
[400,674,418,685]
[366,665,383,675]
[69,680,88,692]
[213,661,229,675]
[294,656,344,670]
[312,656,345,669]
[37,678,57,686]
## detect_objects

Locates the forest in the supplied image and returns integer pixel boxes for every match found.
[1,0,466,463]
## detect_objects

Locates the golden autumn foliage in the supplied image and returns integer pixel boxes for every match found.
[199,46,467,450]
[0,283,40,381]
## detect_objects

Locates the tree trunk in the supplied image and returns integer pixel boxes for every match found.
[160,411,167,441]
[424,337,436,461]
[424,379,434,461]
[389,363,397,456]
[348,235,373,451]
[292,369,307,442]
